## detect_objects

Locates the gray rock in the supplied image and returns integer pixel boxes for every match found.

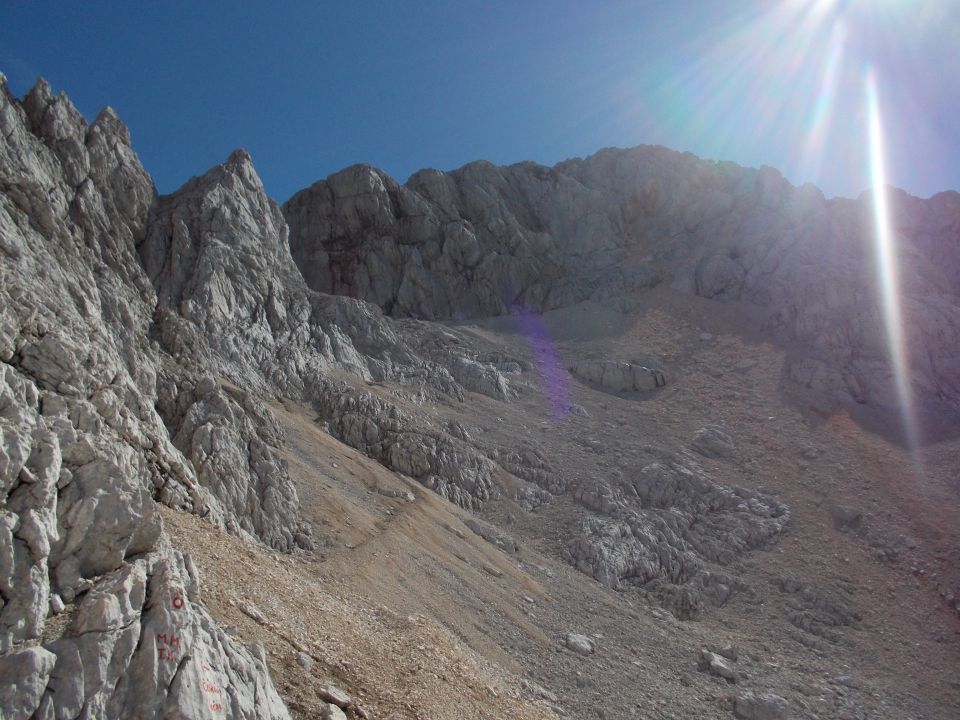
[0,78,293,718]
[6,72,949,720]
[698,648,738,683]
[49,593,65,615]
[567,454,787,618]
[696,255,745,300]
[51,458,162,597]
[241,602,268,624]
[734,690,790,719]
[0,645,57,719]
[691,425,736,459]
[296,651,314,673]
[284,161,631,320]
[564,633,596,655]
[285,145,960,415]
[716,644,739,661]
[463,517,519,553]
[777,577,860,643]
[569,360,667,393]
[321,702,349,720]
[830,505,864,534]
[322,685,353,707]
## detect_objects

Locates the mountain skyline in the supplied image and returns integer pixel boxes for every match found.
[4,1,958,202]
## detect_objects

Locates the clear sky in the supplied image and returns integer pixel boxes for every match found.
[2,1,957,202]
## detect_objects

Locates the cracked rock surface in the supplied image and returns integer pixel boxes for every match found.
[0,76,295,717]
[285,147,960,415]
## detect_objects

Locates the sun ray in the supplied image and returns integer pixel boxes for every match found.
[865,67,919,452]
[798,20,846,185]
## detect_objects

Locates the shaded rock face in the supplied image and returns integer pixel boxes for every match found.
[283,162,661,320]
[285,147,960,413]
[568,359,666,393]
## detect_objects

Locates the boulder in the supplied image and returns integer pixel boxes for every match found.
[564,633,596,655]
[734,690,790,719]
[691,425,736,459]
[568,360,667,393]
[698,648,738,683]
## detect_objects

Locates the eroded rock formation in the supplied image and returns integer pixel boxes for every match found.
[284,147,960,413]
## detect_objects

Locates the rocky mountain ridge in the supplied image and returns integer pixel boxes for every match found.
[284,147,960,413]
[1,75,958,719]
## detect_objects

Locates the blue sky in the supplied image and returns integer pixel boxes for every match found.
[3,1,957,201]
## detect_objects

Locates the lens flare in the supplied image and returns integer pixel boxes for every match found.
[516,311,571,422]
[799,20,846,183]
[865,68,918,450]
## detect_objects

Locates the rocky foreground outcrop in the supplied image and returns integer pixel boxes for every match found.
[0,75,302,717]
[284,148,960,413]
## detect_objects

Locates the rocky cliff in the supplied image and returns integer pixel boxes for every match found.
[284,147,960,413]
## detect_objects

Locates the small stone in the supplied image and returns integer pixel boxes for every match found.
[733,690,789,719]
[482,564,504,578]
[49,593,65,615]
[564,633,595,655]
[830,505,864,534]
[691,425,736,459]
[716,644,738,661]
[698,649,737,683]
[240,602,267,624]
[296,651,314,673]
[320,702,348,720]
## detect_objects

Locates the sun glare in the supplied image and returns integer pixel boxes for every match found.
[865,68,919,451]
[798,20,846,184]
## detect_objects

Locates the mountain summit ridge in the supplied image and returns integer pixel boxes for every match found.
[283,141,960,413]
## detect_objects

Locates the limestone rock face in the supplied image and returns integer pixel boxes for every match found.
[5,72,953,718]
[0,77,293,718]
[41,546,290,720]
[566,454,788,619]
[286,146,960,413]
[156,373,312,551]
[313,381,500,510]
[136,145,517,512]
[284,161,658,320]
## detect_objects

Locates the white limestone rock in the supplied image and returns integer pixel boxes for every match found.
[564,633,595,656]
[0,645,57,719]
[566,454,788,618]
[1,78,295,717]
